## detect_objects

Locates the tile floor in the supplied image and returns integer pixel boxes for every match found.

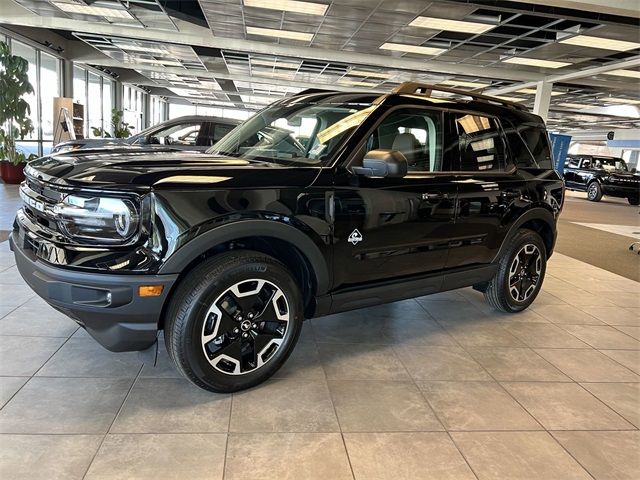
[0,240,638,479]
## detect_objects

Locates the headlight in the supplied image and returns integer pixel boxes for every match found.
[53,194,140,243]
[52,144,82,154]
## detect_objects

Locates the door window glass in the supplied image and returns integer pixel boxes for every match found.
[149,123,201,145]
[568,157,580,168]
[365,109,443,172]
[449,113,507,171]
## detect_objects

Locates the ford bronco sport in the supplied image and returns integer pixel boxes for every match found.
[11,82,564,392]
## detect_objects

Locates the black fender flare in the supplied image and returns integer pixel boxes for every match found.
[158,219,330,295]
[492,207,557,263]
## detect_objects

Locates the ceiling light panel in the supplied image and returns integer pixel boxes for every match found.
[380,43,447,56]
[602,69,640,79]
[517,88,563,96]
[440,80,488,88]
[558,103,589,109]
[51,1,134,19]
[243,0,328,16]
[604,97,640,105]
[337,79,379,87]
[246,26,313,41]
[559,35,640,52]
[502,57,571,69]
[409,16,495,34]
[350,69,389,79]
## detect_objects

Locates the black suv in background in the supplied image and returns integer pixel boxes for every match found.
[51,115,239,154]
[11,83,564,392]
[564,154,640,205]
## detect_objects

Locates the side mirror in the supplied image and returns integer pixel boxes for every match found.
[353,149,408,178]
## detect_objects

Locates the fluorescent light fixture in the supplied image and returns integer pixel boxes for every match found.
[440,80,487,88]
[558,103,589,109]
[51,1,133,19]
[246,26,313,42]
[493,96,524,103]
[338,79,378,87]
[604,97,640,105]
[243,0,328,16]
[114,44,168,55]
[380,42,446,56]
[517,88,562,96]
[350,69,389,79]
[409,16,494,34]
[252,58,300,69]
[133,58,183,67]
[559,34,640,52]
[602,69,640,79]
[502,57,571,69]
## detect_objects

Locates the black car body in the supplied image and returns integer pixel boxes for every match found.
[50,115,239,154]
[564,154,640,204]
[11,83,564,392]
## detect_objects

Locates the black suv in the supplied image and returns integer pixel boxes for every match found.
[11,83,564,392]
[564,154,640,205]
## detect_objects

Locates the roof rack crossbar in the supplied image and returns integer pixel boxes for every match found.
[392,82,527,111]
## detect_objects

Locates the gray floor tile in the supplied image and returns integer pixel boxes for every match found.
[419,381,542,431]
[311,312,388,344]
[329,380,443,432]
[417,300,487,322]
[85,434,226,480]
[111,378,231,433]
[272,341,325,380]
[600,349,640,374]
[0,335,66,376]
[225,433,353,480]
[139,341,181,378]
[552,431,640,480]
[318,343,411,381]
[37,338,143,378]
[535,348,640,382]
[380,316,457,346]
[439,320,526,347]
[230,379,339,432]
[502,323,590,348]
[467,347,570,381]
[0,284,35,308]
[560,324,640,350]
[0,434,102,480]
[344,432,475,480]
[452,431,591,480]
[0,376,28,407]
[0,377,132,433]
[532,304,604,325]
[579,306,640,326]
[394,345,491,381]
[0,301,78,337]
[581,382,640,428]
[502,382,634,430]
[615,325,640,340]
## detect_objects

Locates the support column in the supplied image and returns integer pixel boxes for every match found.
[533,81,553,122]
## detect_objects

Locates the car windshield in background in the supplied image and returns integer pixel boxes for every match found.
[207,99,377,166]
[593,157,628,172]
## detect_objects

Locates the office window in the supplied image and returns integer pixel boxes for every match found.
[102,79,113,134]
[11,41,38,141]
[40,52,61,141]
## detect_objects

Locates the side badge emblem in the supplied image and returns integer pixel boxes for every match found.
[348,229,363,245]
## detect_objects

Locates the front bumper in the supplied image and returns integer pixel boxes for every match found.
[602,183,640,198]
[10,230,178,352]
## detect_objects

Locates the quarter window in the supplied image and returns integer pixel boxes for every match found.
[448,113,507,172]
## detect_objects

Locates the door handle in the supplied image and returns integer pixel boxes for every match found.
[501,190,520,200]
[422,192,447,201]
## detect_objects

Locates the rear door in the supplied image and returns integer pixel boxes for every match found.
[444,111,530,269]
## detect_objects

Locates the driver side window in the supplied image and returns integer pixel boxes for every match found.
[365,108,444,172]
[150,123,201,146]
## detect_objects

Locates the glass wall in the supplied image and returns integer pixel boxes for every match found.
[150,96,168,126]
[8,38,62,156]
[73,66,116,138]
[168,102,252,121]
[123,85,147,133]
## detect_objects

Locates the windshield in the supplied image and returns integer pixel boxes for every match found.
[207,98,377,166]
[593,157,628,172]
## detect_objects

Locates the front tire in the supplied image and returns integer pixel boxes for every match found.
[587,182,603,202]
[164,251,303,393]
[484,229,547,313]
[628,196,639,206]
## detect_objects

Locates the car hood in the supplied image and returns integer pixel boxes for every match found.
[25,149,320,191]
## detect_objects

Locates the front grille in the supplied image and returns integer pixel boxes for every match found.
[19,178,63,235]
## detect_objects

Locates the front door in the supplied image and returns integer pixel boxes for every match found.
[331,107,457,290]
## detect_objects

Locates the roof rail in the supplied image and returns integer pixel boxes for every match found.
[391,81,527,111]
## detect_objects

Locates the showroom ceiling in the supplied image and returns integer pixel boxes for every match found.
[6,0,640,130]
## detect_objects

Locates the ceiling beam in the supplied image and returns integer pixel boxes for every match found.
[521,0,640,18]
[0,0,544,82]
[487,56,640,95]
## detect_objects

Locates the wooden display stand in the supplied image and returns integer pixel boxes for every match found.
[53,97,85,145]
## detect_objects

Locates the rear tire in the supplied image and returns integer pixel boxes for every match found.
[484,229,547,313]
[628,196,639,206]
[164,251,303,393]
[587,182,603,202]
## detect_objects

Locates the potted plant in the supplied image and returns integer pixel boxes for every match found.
[92,108,134,138]
[0,40,37,184]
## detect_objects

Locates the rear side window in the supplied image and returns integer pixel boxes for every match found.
[445,113,507,171]
[503,120,552,169]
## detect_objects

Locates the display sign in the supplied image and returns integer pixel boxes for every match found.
[549,133,572,177]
